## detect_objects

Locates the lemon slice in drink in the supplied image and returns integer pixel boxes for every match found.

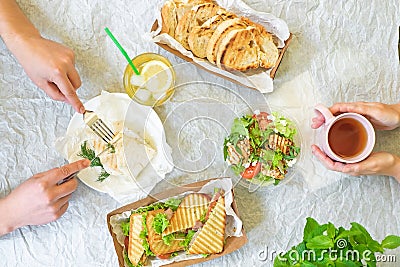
[141,60,173,94]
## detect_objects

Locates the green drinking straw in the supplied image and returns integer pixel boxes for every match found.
[104,27,140,75]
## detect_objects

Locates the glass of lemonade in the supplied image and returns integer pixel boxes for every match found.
[123,53,175,106]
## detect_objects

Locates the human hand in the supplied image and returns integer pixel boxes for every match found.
[4,35,85,113]
[311,102,400,130]
[0,159,90,235]
[311,145,400,181]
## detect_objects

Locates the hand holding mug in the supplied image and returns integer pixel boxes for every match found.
[313,104,375,164]
[311,145,400,182]
[312,102,400,130]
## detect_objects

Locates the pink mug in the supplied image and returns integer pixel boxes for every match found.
[314,104,375,163]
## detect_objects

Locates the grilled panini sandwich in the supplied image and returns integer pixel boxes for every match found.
[162,193,210,236]
[188,195,226,254]
[146,209,185,255]
[127,214,146,266]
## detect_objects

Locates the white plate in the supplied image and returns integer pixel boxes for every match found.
[66,92,172,194]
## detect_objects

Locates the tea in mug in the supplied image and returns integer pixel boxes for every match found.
[328,117,368,158]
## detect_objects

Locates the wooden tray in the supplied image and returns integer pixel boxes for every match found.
[107,178,248,267]
[151,21,292,89]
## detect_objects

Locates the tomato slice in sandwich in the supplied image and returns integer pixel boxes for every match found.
[241,162,261,179]
[157,253,172,259]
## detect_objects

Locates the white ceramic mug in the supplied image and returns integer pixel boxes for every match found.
[315,104,375,163]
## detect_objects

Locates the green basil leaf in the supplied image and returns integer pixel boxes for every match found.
[367,239,383,253]
[306,235,334,250]
[223,138,229,160]
[381,235,400,249]
[273,257,291,267]
[303,217,327,242]
[300,261,317,267]
[295,241,307,255]
[365,252,377,267]
[326,222,336,239]
[350,222,373,244]
[335,259,359,267]
[335,229,363,242]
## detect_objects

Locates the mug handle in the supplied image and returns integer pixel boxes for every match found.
[314,104,335,125]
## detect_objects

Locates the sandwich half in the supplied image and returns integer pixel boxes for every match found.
[146,209,185,256]
[188,195,226,254]
[162,193,210,236]
[127,213,147,266]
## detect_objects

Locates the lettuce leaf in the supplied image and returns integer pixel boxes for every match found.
[180,230,196,250]
[121,219,130,236]
[164,198,181,211]
[162,233,175,246]
[152,213,169,235]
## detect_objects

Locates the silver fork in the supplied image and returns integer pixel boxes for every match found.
[57,110,121,185]
[83,110,116,144]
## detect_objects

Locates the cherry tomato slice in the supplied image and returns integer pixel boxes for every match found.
[124,236,129,248]
[241,162,261,179]
[157,253,172,259]
[252,112,271,130]
[253,111,269,120]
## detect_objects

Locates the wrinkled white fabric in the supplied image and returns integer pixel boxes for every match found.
[0,0,399,266]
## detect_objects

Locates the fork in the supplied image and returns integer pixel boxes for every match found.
[83,110,116,144]
[57,110,120,185]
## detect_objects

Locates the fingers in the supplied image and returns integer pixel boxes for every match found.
[51,201,69,222]
[311,145,346,172]
[54,176,78,199]
[43,82,67,102]
[53,194,72,212]
[48,159,91,184]
[312,144,365,176]
[311,108,326,129]
[311,116,325,129]
[53,73,85,114]
[67,66,82,90]
[329,102,370,116]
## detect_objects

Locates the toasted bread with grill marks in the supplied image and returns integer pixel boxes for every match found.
[188,196,226,254]
[175,3,221,50]
[216,26,260,71]
[161,1,178,36]
[205,18,247,64]
[188,12,236,58]
[127,213,146,266]
[252,23,279,69]
[162,193,210,236]
[234,17,279,69]
[161,0,210,37]
[146,209,184,255]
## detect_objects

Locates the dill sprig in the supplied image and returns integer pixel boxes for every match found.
[77,141,110,182]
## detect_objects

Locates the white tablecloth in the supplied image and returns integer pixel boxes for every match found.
[1,0,399,266]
